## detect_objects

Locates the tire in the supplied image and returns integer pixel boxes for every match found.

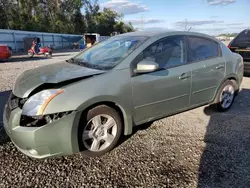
[214,80,237,112]
[78,105,122,157]
[28,52,34,58]
[0,125,9,144]
[48,52,52,58]
[44,52,52,58]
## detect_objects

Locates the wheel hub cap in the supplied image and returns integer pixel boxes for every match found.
[220,84,235,109]
[95,127,104,138]
[82,114,118,152]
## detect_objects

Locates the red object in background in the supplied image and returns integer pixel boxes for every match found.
[28,46,52,58]
[39,46,51,54]
[0,45,12,60]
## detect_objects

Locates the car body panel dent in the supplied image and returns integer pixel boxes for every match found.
[13,61,106,98]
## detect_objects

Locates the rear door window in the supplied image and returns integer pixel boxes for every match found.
[187,36,220,62]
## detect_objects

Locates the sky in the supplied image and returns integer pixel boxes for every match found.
[99,0,250,35]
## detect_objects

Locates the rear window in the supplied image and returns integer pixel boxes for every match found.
[232,29,250,46]
[188,36,220,62]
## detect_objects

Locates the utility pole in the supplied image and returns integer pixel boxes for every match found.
[185,19,187,31]
[140,15,144,30]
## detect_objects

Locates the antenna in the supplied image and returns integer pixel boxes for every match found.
[188,27,192,32]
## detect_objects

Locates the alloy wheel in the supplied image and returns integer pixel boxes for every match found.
[82,114,118,152]
[220,84,235,109]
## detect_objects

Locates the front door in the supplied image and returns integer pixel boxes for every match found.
[187,36,226,105]
[131,35,192,124]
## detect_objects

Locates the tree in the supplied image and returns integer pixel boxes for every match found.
[83,0,100,33]
[218,33,238,37]
[73,9,86,34]
[114,21,135,34]
[95,8,119,35]
[0,0,135,35]
[0,0,9,29]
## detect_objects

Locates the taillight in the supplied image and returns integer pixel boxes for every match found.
[227,44,231,49]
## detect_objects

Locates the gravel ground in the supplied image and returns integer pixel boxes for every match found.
[1,50,250,187]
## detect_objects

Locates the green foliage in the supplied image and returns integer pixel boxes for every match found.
[218,33,239,37]
[0,0,135,35]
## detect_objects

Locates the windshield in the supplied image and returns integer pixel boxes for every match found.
[69,35,148,70]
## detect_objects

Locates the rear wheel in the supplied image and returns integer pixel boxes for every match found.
[78,105,122,157]
[48,51,52,58]
[214,80,237,112]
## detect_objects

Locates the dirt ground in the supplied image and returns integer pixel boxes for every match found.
[0,49,250,187]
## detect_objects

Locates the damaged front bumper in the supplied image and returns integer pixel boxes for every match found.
[3,94,81,159]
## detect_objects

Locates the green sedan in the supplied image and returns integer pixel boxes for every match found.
[3,30,244,159]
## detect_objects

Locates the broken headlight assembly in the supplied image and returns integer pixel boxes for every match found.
[20,111,73,127]
[20,89,72,127]
[22,89,64,116]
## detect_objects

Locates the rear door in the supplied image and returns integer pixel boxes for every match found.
[229,29,250,61]
[187,36,226,106]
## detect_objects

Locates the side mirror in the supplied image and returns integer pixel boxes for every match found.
[135,59,159,73]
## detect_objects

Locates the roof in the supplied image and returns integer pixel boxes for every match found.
[117,29,218,41]
[118,29,176,37]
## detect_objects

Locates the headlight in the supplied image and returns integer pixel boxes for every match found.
[22,89,64,116]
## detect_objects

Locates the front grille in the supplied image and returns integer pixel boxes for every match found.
[9,93,27,110]
[20,111,73,127]
[5,102,11,120]
[20,115,47,127]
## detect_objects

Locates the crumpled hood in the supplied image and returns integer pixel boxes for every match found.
[13,61,106,98]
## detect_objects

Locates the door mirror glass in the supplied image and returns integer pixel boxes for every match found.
[135,59,159,73]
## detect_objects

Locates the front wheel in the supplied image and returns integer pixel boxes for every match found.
[28,51,34,58]
[0,125,9,144]
[44,52,52,58]
[214,80,237,112]
[78,105,122,157]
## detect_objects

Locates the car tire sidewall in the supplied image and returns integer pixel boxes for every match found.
[215,80,237,112]
[49,52,52,58]
[78,105,122,157]
[28,52,34,58]
[0,125,9,144]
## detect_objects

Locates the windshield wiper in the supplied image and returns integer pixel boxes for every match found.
[66,58,74,63]
[67,59,93,69]
[78,61,89,67]
[78,61,109,70]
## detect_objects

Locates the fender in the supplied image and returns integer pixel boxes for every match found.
[77,96,134,135]
[211,73,239,103]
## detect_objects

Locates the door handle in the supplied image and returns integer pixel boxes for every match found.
[216,65,224,69]
[179,73,189,80]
